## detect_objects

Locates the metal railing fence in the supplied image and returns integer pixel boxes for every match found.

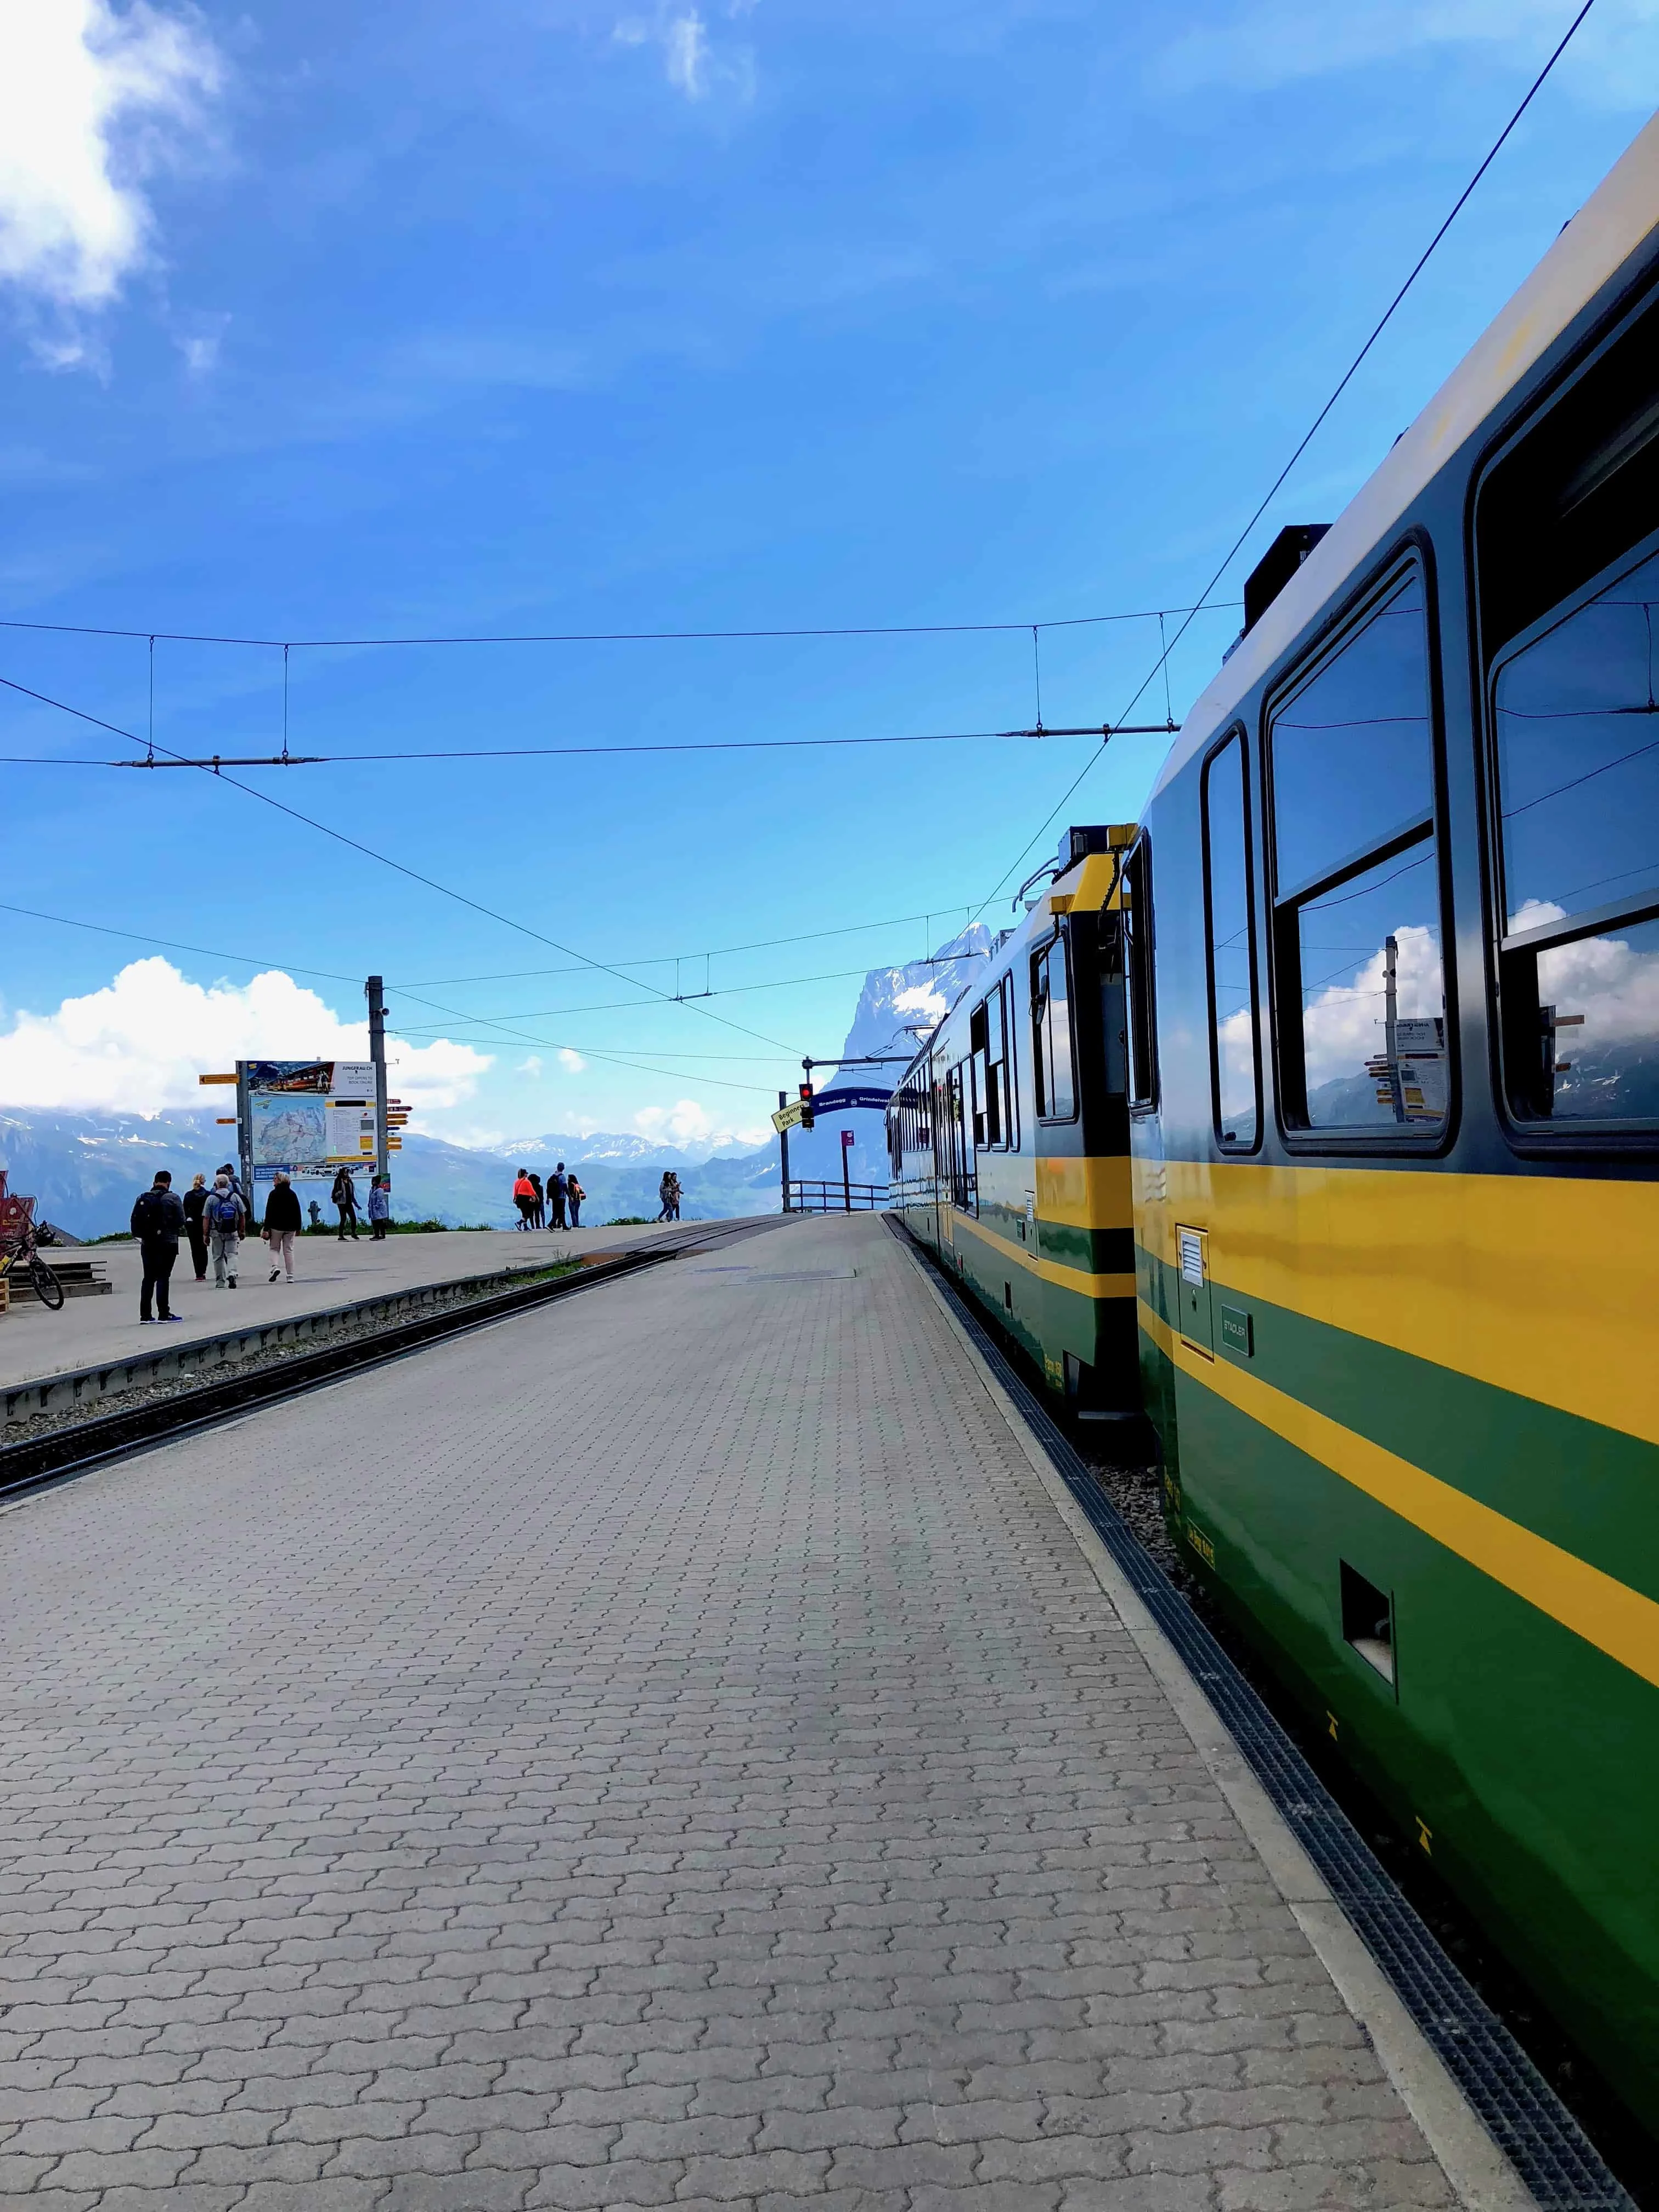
[785,1179,888,1215]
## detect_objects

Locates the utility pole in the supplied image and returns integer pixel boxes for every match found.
[1383,936,1402,1124]
[777,1091,792,1215]
[366,975,390,1186]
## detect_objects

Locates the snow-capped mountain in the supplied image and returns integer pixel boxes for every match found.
[834,925,992,1065]
[498,1130,754,1167]
[787,925,992,1193]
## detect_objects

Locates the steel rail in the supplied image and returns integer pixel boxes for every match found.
[0,1215,793,1506]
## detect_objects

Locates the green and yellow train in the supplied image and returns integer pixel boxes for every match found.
[890,113,1659,2132]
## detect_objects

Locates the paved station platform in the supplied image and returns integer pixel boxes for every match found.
[0,1214,1483,2210]
[0,1220,709,1397]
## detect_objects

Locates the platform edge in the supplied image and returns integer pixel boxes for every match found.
[896,1231,1536,2212]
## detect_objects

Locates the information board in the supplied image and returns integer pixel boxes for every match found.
[242,1060,379,1179]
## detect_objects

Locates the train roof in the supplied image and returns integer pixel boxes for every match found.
[1149,109,1659,805]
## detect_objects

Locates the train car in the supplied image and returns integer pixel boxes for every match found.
[888,822,1142,1419]
[1126,115,1659,2128]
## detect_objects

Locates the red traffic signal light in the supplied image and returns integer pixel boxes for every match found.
[799,1081,815,1130]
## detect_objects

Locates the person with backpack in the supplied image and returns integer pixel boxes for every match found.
[206,1173,243,1288]
[368,1177,391,1240]
[131,1170,186,1324]
[263,1171,303,1282]
[331,1165,362,1240]
[181,1172,210,1282]
[512,1170,536,1228]
[566,1171,585,1229]
[548,1162,568,1231]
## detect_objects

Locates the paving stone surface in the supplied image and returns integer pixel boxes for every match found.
[0,1219,698,1397]
[0,1213,1458,2208]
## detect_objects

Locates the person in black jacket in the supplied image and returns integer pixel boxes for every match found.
[131,1171,186,1324]
[263,1172,303,1283]
[331,1166,361,1240]
[181,1172,210,1281]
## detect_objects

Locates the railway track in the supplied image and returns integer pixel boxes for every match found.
[0,1212,797,1508]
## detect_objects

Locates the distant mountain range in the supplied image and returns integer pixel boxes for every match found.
[0,1108,776,1238]
[0,930,988,1237]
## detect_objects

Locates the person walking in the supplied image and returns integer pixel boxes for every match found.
[548,1161,568,1231]
[206,1173,243,1288]
[219,1167,252,1238]
[264,1171,302,1282]
[528,1171,545,1230]
[368,1177,391,1240]
[657,1170,682,1222]
[131,1170,186,1324]
[331,1165,362,1240]
[566,1171,585,1229]
[512,1170,536,1229]
[182,1172,210,1282]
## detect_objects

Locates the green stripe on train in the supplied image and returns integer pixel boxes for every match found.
[1141,1324,1659,2126]
[1138,1245,1659,1603]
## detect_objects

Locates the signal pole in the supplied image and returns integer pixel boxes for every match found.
[777,1091,791,1214]
[366,975,390,1186]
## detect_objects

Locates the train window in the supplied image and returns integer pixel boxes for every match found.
[1201,733,1259,1147]
[946,1063,974,1210]
[1123,837,1158,1110]
[968,981,1014,1148]
[1031,935,1076,1120]
[969,1002,991,1147]
[1268,566,1446,1133]
[1489,534,1659,1123]
[991,976,1015,1147]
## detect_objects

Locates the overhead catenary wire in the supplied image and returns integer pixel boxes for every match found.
[0,725,1179,770]
[0,602,1242,651]
[0,883,992,1005]
[0,894,802,1072]
[390,987,784,1097]
[1113,0,1596,733]
[100,722,1173,767]
[974,0,1600,914]
[0,668,805,1058]
[391,958,936,1032]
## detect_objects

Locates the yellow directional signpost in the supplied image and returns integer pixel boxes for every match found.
[771,1098,805,1133]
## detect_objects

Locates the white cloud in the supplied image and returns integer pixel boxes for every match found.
[0,0,223,349]
[1155,0,1659,105]
[557,1046,586,1073]
[517,1055,544,1076]
[174,307,227,378]
[612,3,753,102]
[633,1098,769,1148]
[1301,924,1442,1093]
[0,959,492,1115]
[1520,899,1659,1044]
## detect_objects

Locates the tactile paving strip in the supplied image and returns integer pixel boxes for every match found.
[899,1224,1635,2212]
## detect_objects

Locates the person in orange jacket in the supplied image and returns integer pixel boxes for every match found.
[512,1170,537,1229]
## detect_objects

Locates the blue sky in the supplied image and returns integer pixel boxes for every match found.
[0,0,1653,1150]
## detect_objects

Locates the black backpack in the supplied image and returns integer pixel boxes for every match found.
[131,1188,167,1238]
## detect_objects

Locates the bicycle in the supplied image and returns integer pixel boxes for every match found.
[0,1220,65,1312]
